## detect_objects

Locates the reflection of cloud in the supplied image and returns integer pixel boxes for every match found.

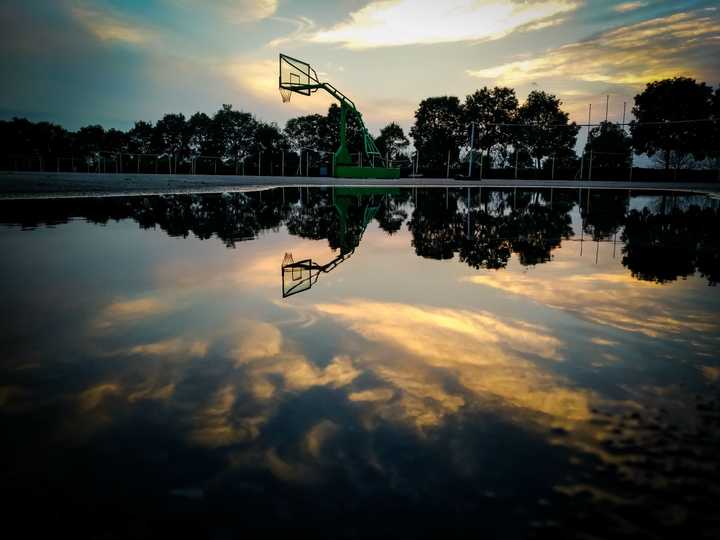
[95,296,174,328]
[309,0,578,49]
[229,321,282,365]
[465,271,718,338]
[316,300,562,362]
[701,366,720,382]
[467,10,720,86]
[314,300,590,427]
[190,384,265,448]
[590,337,619,347]
[77,383,120,411]
[304,420,339,458]
[130,338,208,358]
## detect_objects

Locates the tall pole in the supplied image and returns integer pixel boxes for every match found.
[605,95,609,123]
[581,103,591,180]
[281,149,285,176]
[468,122,475,177]
[514,149,519,179]
[446,148,451,178]
[622,102,627,126]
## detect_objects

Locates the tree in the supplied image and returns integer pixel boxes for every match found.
[462,86,518,165]
[517,90,578,169]
[584,121,632,169]
[75,125,105,155]
[326,103,364,155]
[374,122,409,162]
[127,121,154,154]
[187,112,217,159]
[154,113,189,172]
[253,122,288,174]
[212,104,257,167]
[410,96,464,174]
[630,77,714,169]
[284,114,328,153]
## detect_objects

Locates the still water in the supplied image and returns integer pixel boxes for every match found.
[1,187,719,537]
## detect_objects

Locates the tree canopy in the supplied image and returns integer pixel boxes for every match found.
[630,77,715,168]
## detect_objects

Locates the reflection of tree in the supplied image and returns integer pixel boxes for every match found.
[458,211,513,270]
[622,206,720,285]
[374,192,409,235]
[581,191,630,240]
[407,191,464,259]
[408,189,573,269]
[509,203,573,266]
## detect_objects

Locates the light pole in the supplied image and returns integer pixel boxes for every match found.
[468,122,475,178]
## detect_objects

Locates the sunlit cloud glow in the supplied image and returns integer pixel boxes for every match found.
[309,0,579,49]
[467,10,720,86]
[72,5,154,45]
[613,2,647,13]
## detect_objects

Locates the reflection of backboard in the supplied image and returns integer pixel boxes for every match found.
[282,252,317,298]
[279,54,319,97]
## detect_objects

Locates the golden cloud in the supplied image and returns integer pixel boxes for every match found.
[613,2,647,13]
[94,295,176,329]
[309,0,578,49]
[174,0,277,23]
[465,269,718,339]
[314,300,591,427]
[467,10,720,86]
[72,6,154,45]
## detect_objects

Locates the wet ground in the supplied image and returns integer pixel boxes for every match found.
[0,187,718,537]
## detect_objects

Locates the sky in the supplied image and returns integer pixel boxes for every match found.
[1,0,718,135]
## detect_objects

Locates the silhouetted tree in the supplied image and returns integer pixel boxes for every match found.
[463,86,518,165]
[630,77,714,169]
[127,121,154,154]
[374,122,409,162]
[284,113,328,152]
[585,121,632,169]
[326,103,365,155]
[213,104,257,168]
[187,112,217,159]
[154,113,189,172]
[517,91,578,169]
[410,96,464,174]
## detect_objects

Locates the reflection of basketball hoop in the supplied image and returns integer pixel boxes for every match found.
[280,87,292,103]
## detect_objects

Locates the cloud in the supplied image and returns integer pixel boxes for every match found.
[71,5,154,45]
[467,9,720,86]
[224,58,333,112]
[613,2,647,13]
[308,0,579,49]
[173,0,278,23]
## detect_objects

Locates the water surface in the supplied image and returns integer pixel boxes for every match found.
[1,187,719,537]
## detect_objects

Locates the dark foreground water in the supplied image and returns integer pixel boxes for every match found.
[1,187,719,538]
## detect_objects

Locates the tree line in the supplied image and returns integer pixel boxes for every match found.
[1,76,718,176]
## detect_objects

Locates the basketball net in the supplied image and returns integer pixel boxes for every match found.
[280,87,292,103]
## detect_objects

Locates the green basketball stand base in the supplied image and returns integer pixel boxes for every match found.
[334,165,400,179]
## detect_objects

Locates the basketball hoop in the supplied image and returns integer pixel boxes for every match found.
[280,87,292,103]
